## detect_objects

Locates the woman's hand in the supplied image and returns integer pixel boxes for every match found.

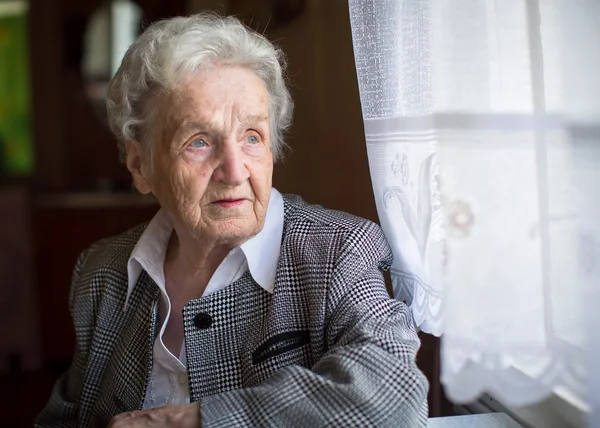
[108,402,201,427]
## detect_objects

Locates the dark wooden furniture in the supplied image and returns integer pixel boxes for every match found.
[34,194,158,366]
[28,0,185,366]
[30,0,186,192]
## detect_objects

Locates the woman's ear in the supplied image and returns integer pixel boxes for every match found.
[125,140,152,194]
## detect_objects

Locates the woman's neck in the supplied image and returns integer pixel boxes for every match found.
[164,230,233,299]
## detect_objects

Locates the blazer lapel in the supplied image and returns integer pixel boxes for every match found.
[88,270,160,425]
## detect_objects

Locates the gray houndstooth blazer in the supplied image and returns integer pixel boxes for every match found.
[36,194,429,427]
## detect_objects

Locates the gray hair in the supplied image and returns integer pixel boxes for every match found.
[106,13,293,163]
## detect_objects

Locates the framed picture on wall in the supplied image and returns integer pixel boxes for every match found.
[0,1,33,176]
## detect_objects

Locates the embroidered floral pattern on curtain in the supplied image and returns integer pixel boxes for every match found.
[349,0,600,413]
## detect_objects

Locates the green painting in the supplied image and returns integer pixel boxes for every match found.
[0,12,33,174]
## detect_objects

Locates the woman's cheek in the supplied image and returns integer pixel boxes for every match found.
[167,162,206,200]
[242,142,268,157]
[183,148,211,162]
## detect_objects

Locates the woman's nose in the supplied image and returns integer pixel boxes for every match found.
[212,141,250,185]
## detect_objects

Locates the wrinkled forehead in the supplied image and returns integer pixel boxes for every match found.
[167,67,270,127]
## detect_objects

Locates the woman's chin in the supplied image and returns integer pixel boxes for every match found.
[194,218,261,245]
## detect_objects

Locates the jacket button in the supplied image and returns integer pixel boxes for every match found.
[193,312,213,329]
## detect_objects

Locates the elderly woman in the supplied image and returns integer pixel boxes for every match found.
[36,13,428,428]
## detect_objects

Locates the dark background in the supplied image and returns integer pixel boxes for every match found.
[0,0,452,426]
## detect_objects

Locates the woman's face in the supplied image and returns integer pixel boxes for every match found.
[130,65,274,246]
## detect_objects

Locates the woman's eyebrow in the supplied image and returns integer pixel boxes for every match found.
[173,120,214,140]
[174,115,268,141]
[181,120,213,132]
[241,114,269,125]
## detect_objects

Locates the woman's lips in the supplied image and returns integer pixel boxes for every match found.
[214,199,245,208]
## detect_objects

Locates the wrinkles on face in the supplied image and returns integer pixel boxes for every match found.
[145,66,274,248]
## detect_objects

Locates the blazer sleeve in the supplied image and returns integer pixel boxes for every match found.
[200,222,430,427]
[35,251,90,428]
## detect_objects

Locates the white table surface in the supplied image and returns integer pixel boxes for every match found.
[428,413,523,427]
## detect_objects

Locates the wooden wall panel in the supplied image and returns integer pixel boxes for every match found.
[30,0,186,192]
[34,200,158,365]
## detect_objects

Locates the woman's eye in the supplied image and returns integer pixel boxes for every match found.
[246,135,259,144]
[190,138,207,148]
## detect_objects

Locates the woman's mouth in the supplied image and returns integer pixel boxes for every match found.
[214,199,246,208]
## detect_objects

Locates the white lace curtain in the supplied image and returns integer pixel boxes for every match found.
[348,0,600,418]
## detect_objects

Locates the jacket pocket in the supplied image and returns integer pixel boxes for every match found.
[252,330,310,365]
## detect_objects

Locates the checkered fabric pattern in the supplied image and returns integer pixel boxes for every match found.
[35,194,429,427]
